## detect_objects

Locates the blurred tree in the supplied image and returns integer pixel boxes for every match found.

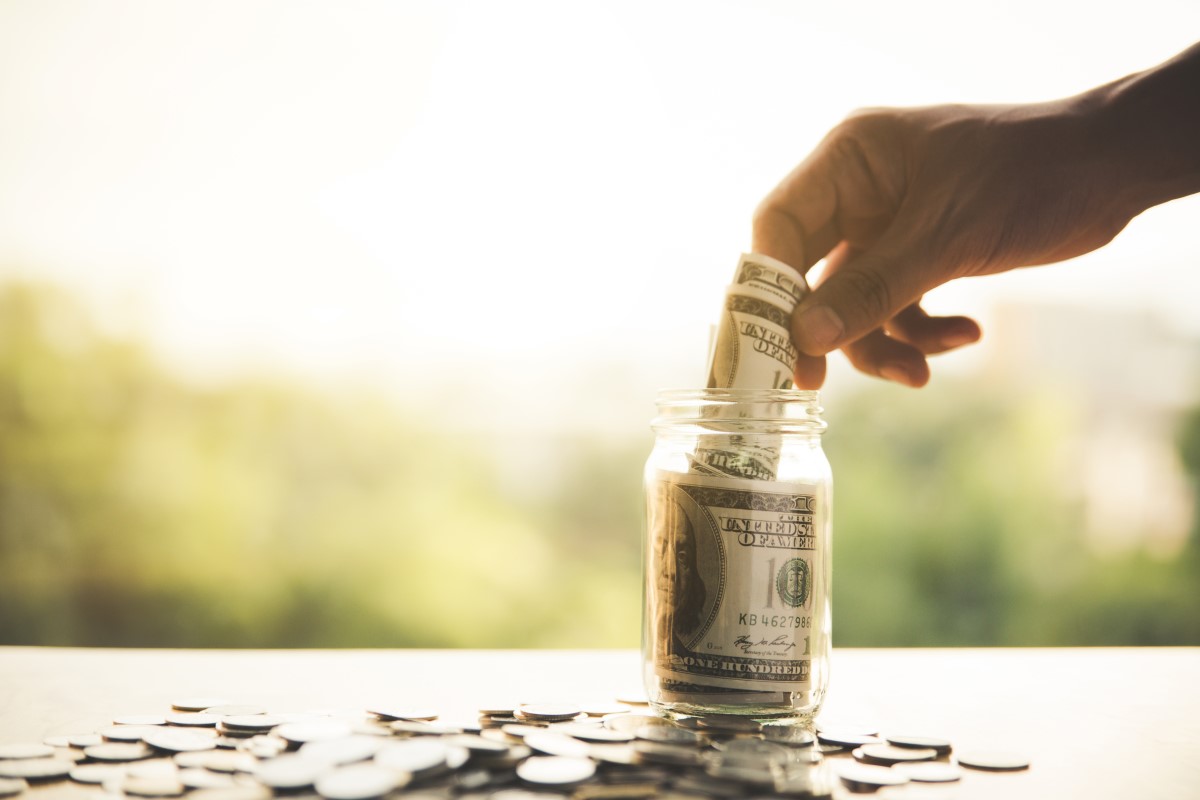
[0,281,1195,648]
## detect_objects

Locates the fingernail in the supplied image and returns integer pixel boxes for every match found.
[793,305,844,352]
[879,364,913,386]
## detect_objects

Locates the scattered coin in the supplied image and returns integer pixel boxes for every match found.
[172,699,231,713]
[553,723,634,743]
[253,755,329,790]
[178,768,236,790]
[365,706,439,722]
[40,736,73,749]
[0,778,25,797]
[202,706,268,717]
[601,714,665,734]
[634,724,701,745]
[99,725,164,743]
[834,762,910,790]
[0,745,53,761]
[174,750,257,773]
[578,701,633,717]
[67,734,103,748]
[762,725,817,747]
[166,713,221,727]
[855,743,939,765]
[189,786,272,796]
[188,787,272,800]
[69,763,127,784]
[83,743,155,762]
[373,739,449,776]
[143,728,220,753]
[388,720,462,737]
[0,758,74,780]
[300,736,383,766]
[956,751,1031,771]
[314,764,404,800]
[517,703,584,722]
[816,730,883,748]
[115,715,169,727]
[219,716,282,732]
[522,731,592,759]
[885,733,953,754]
[276,720,353,746]
[516,755,596,785]
[122,775,186,797]
[894,761,963,782]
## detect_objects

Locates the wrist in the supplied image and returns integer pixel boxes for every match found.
[1086,44,1200,217]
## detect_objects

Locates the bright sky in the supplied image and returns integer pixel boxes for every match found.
[1,0,1198,426]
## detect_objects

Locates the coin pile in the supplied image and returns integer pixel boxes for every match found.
[0,697,1028,799]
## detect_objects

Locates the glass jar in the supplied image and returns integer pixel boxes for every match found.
[642,388,831,725]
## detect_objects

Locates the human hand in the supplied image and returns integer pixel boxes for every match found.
[753,100,1140,388]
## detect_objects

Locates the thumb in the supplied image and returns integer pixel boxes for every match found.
[791,242,932,356]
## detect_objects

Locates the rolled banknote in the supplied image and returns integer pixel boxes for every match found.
[706,253,809,390]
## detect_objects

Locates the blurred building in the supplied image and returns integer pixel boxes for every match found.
[986,303,1200,557]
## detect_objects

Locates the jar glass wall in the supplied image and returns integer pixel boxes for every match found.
[642,389,832,725]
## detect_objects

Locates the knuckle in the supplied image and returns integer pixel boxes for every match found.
[837,265,894,326]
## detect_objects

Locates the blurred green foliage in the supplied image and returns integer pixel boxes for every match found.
[0,282,1196,647]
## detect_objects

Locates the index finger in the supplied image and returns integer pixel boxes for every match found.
[751,148,844,274]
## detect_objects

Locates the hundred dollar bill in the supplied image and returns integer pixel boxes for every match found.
[647,469,823,694]
[706,253,809,391]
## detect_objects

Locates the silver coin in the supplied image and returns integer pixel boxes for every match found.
[516,755,596,786]
[122,775,186,797]
[816,730,882,748]
[695,715,763,733]
[219,716,282,732]
[521,731,592,759]
[166,713,221,727]
[440,734,511,755]
[587,743,638,766]
[188,787,272,800]
[0,778,25,797]
[276,720,353,745]
[314,764,404,800]
[0,745,52,761]
[178,768,236,790]
[517,703,583,722]
[63,733,101,749]
[476,704,519,716]
[635,724,700,745]
[856,744,938,765]
[99,725,164,743]
[956,751,1031,771]
[69,763,127,784]
[41,736,73,749]
[630,740,703,767]
[115,715,169,727]
[299,736,382,766]
[0,758,74,780]
[578,701,633,717]
[365,706,439,722]
[373,739,449,775]
[172,698,231,713]
[254,755,329,789]
[236,736,287,759]
[552,723,634,743]
[202,706,269,717]
[125,761,179,780]
[834,763,909,790]
[143,728,219,753]
[83,743,155,762]
[173,750,257,773]
[885,733,953,754]
[498,725,547,740]
[713,738,791,762]
[894,761,962,782]
[602,714,665,734]
[762,726,816,747]
[387,720,462,737]
[614,691,649,705]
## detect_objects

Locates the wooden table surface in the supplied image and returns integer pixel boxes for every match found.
[1,646,1197,800]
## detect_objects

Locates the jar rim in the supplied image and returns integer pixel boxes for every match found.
[655,388,820,403]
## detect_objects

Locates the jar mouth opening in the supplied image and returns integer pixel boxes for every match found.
[655,388,820,403]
